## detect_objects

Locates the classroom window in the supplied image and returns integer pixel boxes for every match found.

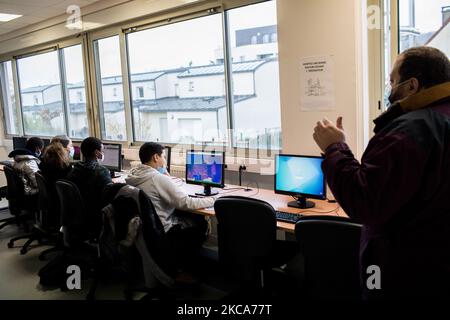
[0,61,20,135]
[94,35,127,141]
[17,50,65,136]
[61,44,89,139]
[226,0,282,150]
[398,0,450,54]
[126,13,227,144]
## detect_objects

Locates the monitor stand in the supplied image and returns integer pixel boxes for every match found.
[288,196,315,209]
[195,185,218,197]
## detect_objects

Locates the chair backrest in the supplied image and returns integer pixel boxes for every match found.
[214,196,277,279]
[55,180,88,245]
[3,165,26,215]
[4,165,25,201]
[295,215,362,300]
[35,172,60,228]
[35,172,50,211]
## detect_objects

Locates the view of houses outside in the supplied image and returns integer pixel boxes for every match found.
[11,1,282,150]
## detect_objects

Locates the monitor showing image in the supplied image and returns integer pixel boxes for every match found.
[275,154,326,208]
[102,143,122,173]
[186,150,225,196]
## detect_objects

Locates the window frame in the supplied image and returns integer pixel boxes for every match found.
[0,37,92,141]
[0,0,281,160]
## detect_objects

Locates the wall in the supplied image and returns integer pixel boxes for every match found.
[277,0,365,158]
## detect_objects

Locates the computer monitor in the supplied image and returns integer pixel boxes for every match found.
[42,138,50,148]
[186,150,225,196]
[274,154,326,209]
[164,146,171,174]
[12,137,27,150]
[73,146,81,161]
[102,143,122,176]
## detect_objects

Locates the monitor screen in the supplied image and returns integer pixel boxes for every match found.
[102,143,122,172]
[186,151,224,187]
[12,137,27,150]
[73,146,81,161]
[42,139,50,147]
[164,146,171,174]
[275,154,326,199]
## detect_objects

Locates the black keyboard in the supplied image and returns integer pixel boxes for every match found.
[275,211,303,224]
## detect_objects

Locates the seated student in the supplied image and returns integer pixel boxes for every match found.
[39,142,72,183]
[126,142,214,269]
[8,137,44,195]
[67,137,112,235]
[50,135,74,160]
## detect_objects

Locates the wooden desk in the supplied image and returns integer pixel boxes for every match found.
[113,175,346,233]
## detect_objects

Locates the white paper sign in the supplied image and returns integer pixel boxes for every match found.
[300,55,335,111]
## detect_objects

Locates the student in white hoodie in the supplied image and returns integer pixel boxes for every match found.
[126,142,214,269]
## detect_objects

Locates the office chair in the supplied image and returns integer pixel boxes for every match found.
[295,215,362,300]
[55,180,92,248]
[4,165,43,254]
[35,172,64,260]
[0,184,14,231]
[214,196,298,295]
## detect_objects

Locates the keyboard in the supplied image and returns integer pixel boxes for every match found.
[275,211,303,224]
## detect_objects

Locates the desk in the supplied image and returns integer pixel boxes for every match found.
[113,175,346,233]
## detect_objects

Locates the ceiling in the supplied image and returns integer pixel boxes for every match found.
[0,0,101,35]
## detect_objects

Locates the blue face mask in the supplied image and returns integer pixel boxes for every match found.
[157,166,167,175]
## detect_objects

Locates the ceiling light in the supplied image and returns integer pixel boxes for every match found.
[0,13,22,22]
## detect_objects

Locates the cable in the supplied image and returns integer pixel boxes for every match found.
[244,181,260,197]
[299,204,341,215]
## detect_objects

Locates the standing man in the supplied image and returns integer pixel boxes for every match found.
[313,47,450,299]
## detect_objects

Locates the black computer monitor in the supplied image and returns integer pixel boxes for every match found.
[164,146,171,174]
[102,143,122,176]
[274,154,326,209]
[12,136,27,150]
[186,150,225,196]
[73,145,81,161]
[42,138,50,148]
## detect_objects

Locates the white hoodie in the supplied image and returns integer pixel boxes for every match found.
[125,164,215,232]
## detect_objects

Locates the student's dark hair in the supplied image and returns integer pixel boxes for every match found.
[80,137,102,159]
[399,46,450,89]
[51,135,71,148]
[139,142,164,164]
[25,137,44,152]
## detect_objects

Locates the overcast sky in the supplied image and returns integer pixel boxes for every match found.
[400,0,450,32]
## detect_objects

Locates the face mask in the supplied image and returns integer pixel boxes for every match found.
[36,151,41,158]
[157,166,167,174]
[387,79,411,105]
[69,147,75,159]
[98,152,105,163]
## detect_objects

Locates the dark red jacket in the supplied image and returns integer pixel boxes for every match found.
[323,82,450,298]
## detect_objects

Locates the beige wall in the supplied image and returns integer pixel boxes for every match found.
[278,0,366,158]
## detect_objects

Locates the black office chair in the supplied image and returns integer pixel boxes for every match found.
[55,180,92,248]
[4,165,44,254]
[214,196,298,294]
[0,184,14,231]
[35,172,64,260]
[295,215,362,300]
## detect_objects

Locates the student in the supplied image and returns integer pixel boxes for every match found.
[313,46,450,299]
[67,137,112,235]
[50,134,74,159]
[39,142,72,183]
[8,137,44,195]
[126,142,213,269]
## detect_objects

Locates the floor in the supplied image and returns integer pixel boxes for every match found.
[0,202,228,300]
